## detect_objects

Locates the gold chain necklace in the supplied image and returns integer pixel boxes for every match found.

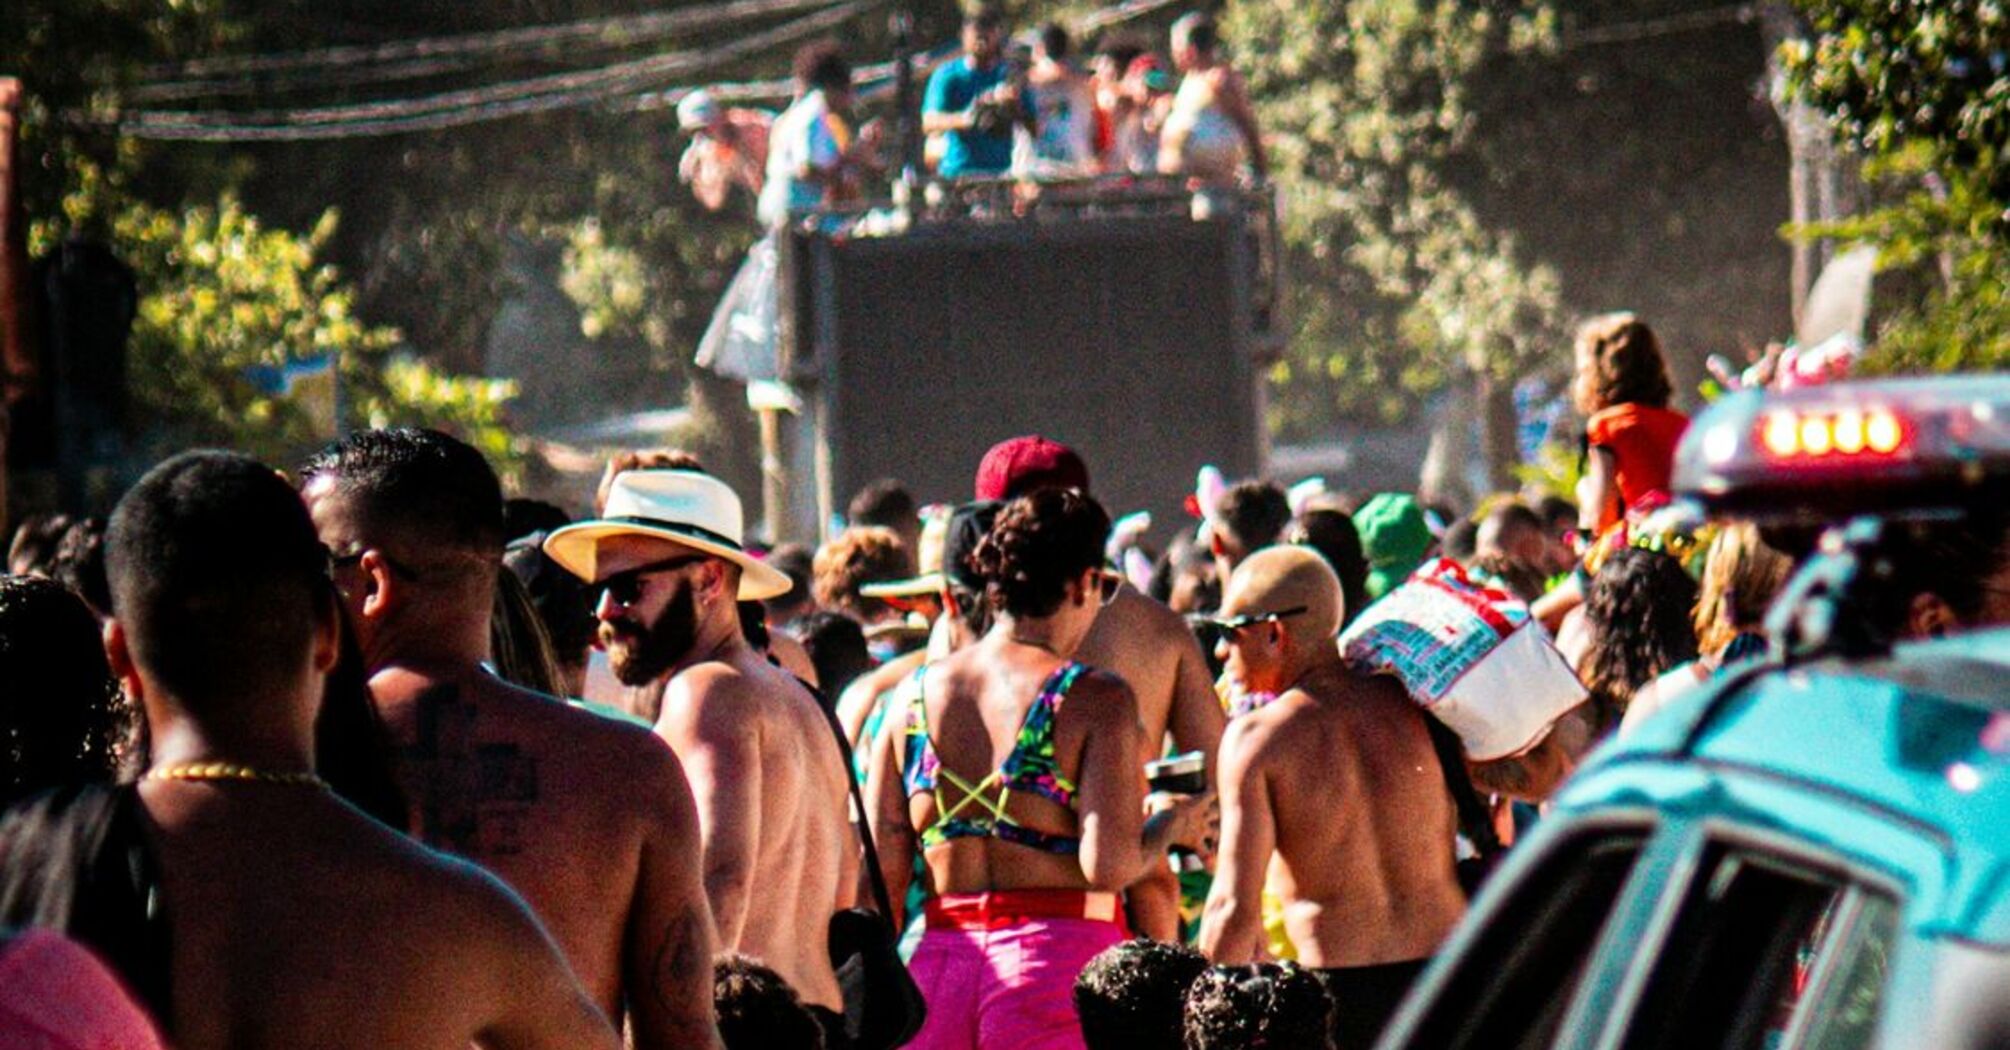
[145,762,328,789]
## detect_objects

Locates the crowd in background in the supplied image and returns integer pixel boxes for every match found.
[0,298,2006,1050]
[676,4,1268,222]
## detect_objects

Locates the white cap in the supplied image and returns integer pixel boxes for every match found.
[677,89,722,131]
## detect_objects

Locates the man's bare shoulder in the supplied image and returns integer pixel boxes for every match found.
[1220,694,1314,764]
[662,657,819,738]
[1061,667,1141,729]
[1105,587,1194,643]
[316,794,547,928]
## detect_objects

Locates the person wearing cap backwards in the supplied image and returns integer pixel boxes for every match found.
[300,429,721,1049]
[676,87,772,213]
[862,488,1215,1050]
[543,468,858,1040]
[973,435,1227,942]
[1197,546,1464,1050]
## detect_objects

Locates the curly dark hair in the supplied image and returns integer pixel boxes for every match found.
[970,488,1111,619]
[714,952,826,1049]
[1075,938,1209,1050]
[1581,547,1700,727]
[1573,312,1673,414]
[1182,962,1335,1050]
[0,575,129,807]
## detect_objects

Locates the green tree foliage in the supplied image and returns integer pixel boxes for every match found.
[1783,0,2010,373]
[1225,0,1565,442]
[29,171,519,472]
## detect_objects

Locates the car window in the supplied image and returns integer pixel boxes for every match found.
[1784,894,1897,1050]
[1620,846,1896,1050]
[1396,829,1650,1050]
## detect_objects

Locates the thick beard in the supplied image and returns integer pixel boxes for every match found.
[602,586,700,687]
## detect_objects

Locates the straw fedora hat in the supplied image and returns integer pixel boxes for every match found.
[543,470,793,601]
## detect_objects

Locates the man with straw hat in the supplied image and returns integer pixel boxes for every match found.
[545,469,857,1035]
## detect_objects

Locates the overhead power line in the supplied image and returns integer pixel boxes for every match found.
[110,2,869,140]
[142,0,851,81]
[1558,3,1755,50]
[93,0,1188,142]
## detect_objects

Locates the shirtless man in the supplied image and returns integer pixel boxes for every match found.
[544,468,857,1035]
[95,451,617,1049]
[299,429,719,1049]
[975,435,1226,938]
[1198,546,1465,1050]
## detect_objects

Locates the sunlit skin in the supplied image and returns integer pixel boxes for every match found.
[588,532,857,1013]
[302,478,721,1050]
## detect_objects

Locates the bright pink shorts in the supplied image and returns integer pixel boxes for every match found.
[905,890,1129,1050]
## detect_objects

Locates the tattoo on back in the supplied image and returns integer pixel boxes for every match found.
[402,685,540,857]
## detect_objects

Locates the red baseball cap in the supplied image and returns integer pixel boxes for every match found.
[973,436,1090,501]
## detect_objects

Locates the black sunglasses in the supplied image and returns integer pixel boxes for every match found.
[1095,569,1122,607]
[1203,605,1309,632]
[599,553,710,606]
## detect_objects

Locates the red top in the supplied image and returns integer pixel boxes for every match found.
[1588,403,1689,516]
[0,930,164,1050]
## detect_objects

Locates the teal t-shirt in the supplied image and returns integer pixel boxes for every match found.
[924,56,1020,177]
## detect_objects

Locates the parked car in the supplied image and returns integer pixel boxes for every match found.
[1379,374,2010,1050]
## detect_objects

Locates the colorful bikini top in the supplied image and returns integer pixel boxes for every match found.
[901,662,1087,856]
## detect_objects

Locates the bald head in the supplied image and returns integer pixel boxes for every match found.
[1220,546,1344,647]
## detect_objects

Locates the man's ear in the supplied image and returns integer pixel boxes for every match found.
[357,549,398,623]
[1908,592,1959,640]
[310,584,342,675]
[103,619,144,707]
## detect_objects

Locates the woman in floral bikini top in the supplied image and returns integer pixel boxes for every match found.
[864,489,1214,1050]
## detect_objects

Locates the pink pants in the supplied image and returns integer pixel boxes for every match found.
[904,896,1128,1050]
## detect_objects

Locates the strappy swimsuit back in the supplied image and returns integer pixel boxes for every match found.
[903,662,1087,855]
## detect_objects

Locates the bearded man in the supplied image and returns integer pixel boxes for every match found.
[545,469,858,1042]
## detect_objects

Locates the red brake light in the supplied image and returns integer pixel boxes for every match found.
[1865,411,1904,454]
[1758,407,1908,459]
[1762,413,1800,457]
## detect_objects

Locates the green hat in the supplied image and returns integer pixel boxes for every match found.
[1356,492,1432,600]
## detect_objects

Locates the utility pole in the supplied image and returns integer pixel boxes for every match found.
[0,77,27,537]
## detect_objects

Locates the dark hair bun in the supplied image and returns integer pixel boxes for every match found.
[969,488,1110,619]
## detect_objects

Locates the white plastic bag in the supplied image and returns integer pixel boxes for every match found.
[1339,559,1586,761]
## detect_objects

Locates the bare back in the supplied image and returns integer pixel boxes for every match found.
[369,669,715,1046]
[1218,669,1465,967]
[900,649,1126,895]
[1078,588,1225,765]
[657,652,856,1010]
[140,784,615,1050]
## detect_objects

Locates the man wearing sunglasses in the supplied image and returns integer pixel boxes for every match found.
[301,430,722,1050]
[1195,546,1465,1050]
[544,468,858,1044]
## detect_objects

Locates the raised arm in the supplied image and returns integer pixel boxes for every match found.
[1198,717,1275,963]
[624,742,724,1050]
[656,674,763,947]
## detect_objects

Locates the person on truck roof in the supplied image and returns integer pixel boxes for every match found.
[924,5,1031,179]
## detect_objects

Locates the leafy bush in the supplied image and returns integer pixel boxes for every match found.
[32,172,521,474]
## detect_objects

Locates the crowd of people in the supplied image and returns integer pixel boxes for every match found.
[677,5,1266,219]
[0,306,2005,1050]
